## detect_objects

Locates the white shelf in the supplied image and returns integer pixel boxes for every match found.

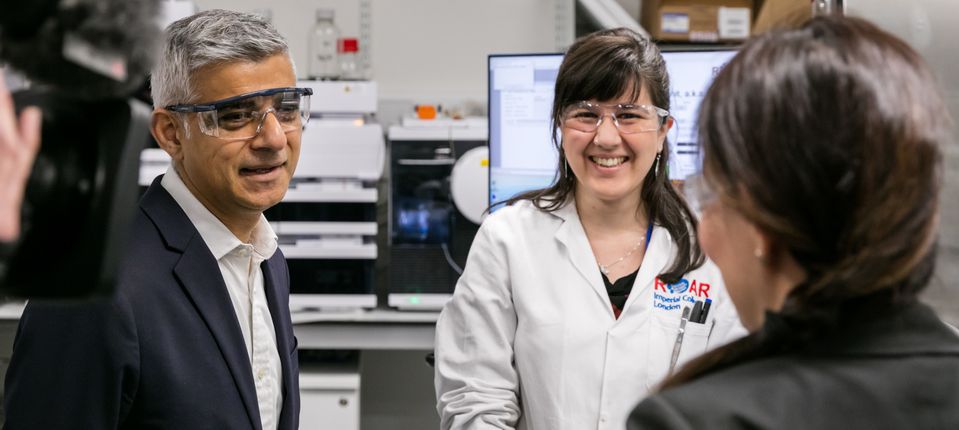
[282,188,378,203]
[290,294,377,312]
[273,221,377,236]
[291,308,438,350]
[0,301,25,319]
[280,244,377,260]
[291,308,440,324]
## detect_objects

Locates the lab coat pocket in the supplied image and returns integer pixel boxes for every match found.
[645,315,711,388]
[704,317,741,349]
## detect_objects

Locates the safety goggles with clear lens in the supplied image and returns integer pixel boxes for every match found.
[561,101,669,134]
[683,173,719,219]
[165,87,313,140]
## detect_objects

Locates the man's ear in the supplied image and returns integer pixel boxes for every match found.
[151,110,185,162]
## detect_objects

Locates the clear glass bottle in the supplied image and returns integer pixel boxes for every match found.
[308,9,340,80]
[337,37,364,80]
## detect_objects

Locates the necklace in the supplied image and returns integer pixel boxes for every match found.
[598,237,646,275]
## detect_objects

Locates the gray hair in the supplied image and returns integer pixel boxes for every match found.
[151,9,293,108]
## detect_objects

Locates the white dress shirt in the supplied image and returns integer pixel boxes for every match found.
[162,166,283,430]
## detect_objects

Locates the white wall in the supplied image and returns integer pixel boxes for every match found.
[846,0,959,325]
[616,0,641,19]
[370,0,562,100]
[191,0,567,104]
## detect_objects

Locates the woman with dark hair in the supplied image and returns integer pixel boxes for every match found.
[628,15,959,429]
[434,28,745,429]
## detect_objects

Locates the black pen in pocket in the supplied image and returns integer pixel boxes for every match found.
[690,300,703,324]
[699,298,712,323]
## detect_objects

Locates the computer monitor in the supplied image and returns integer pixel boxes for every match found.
[488,48,738,210]
[487,53,563,210]
[662,48,738,180]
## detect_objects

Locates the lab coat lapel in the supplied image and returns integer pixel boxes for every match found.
[174,238,262,430]
[553,202,614,312]
[622,227,671,314]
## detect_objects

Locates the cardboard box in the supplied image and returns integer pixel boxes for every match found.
[752,0,811,34]
[641,0,754,42]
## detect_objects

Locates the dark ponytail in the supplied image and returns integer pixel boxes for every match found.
[660,16,951,390]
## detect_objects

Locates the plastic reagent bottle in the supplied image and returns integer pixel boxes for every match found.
[338,38,364,80]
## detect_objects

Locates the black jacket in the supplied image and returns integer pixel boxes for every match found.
[628,300,959,429]
[3,177,300,429]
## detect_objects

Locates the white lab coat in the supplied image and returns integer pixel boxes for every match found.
[434,200,746,430]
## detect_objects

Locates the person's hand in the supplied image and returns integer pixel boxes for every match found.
[0,74,42,243]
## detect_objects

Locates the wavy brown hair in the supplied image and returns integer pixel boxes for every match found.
[661,16,953,389]
[502,28,704,283]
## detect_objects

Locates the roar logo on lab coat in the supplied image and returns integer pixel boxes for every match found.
[666,279,690,294]
[656,277,712,297]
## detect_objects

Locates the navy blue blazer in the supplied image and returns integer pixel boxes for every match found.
[3,177,300,429]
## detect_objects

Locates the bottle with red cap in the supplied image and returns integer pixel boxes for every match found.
[337,37,365,80]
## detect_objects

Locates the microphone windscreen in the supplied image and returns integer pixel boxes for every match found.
[0,0,162,99]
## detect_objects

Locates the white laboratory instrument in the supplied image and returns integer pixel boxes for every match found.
[386,119,487,311]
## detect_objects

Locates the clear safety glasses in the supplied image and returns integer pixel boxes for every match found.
[683,174,719,218]
[165,87,313,140]
[561,101,669,134]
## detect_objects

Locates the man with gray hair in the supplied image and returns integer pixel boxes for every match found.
[3,10,308,429]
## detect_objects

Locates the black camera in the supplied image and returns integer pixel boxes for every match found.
[0,0,160,298]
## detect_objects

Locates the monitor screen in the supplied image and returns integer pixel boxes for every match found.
[488,48,738,210]
[487,53,563,211]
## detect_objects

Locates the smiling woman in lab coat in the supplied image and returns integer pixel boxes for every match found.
[434,28,745,430]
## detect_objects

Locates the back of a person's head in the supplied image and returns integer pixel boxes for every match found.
[699,15,952,307]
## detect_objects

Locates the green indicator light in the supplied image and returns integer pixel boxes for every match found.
[410,296,421,305]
